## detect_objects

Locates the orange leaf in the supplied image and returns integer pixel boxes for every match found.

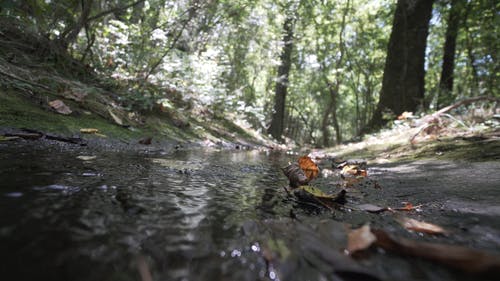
[298,156,319,181]
[394,202,423,211]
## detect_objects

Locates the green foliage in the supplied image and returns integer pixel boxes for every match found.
[1,0,497,146]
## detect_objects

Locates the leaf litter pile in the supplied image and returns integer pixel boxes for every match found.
[244,155,500,281]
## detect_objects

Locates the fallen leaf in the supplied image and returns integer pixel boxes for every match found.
[282,163,309,188]
[80,128,99,134]
[77,155,96,161]
[397,111,413,120]
[293,186,346,210]
[347,224,377,254]
[396,216,446,234]
[394,202,423,211]
[49,99,72,115]
[357,204,388,213]
[372,229,500,276]
[341,165,367,177]
[298,156,319,181]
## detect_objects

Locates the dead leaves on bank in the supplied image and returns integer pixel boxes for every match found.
[279,155,500,277]
[345,225,500,276]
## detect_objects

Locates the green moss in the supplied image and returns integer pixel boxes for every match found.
[0,90,141,140]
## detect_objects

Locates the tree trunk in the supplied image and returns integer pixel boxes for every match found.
[58,0,94,51]
[268,15,295,141]
[437,0,463,109]
[368,0,434,129]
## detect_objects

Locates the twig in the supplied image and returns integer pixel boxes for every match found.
[410,96,500,143]
[0,68,50,91]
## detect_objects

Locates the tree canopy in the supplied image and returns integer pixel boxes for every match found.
[1,0,497,145]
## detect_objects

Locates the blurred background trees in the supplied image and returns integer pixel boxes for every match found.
[1,0,497,145]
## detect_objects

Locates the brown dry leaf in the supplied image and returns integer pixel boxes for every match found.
[347,224,377,254]
[282,163,309,188]
[396,216,446,234]
[372,229,500,275]
[49,99,72,115]
[80,128,99,134]
[298,156,319,181]
[341,165,367,177]
[397,111,413,120]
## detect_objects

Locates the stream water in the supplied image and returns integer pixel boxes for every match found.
[0,141,499,281]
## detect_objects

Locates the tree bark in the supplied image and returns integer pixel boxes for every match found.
[268,15,295,141]
[368,0,435,130]
[437,0,463,109]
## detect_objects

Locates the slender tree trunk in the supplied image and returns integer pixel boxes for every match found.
[368,0,435,130]
[58,0,94,51]
[319,0,350,146]
[437,0,463,109]
[268,16,295,141]
[321,98,334,147]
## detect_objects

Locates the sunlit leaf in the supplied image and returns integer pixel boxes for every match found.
[298,156,319,181]
[347,224,377,254]
[80,128,99,134]
[396,216,447,235]
[341,164,367,177]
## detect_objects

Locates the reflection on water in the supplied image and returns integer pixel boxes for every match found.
[0,143,291,281]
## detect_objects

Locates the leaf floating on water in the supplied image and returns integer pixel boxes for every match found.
[396,216,447,235]
[298,156,319,181]
[80,128,99,134]
[347,224,377,254]
[372,229,500,275]
[49,99,72,115]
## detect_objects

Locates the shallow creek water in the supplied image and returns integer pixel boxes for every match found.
[0,141,499,281]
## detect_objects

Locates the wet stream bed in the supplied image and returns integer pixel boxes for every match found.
[0,140,499,281]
